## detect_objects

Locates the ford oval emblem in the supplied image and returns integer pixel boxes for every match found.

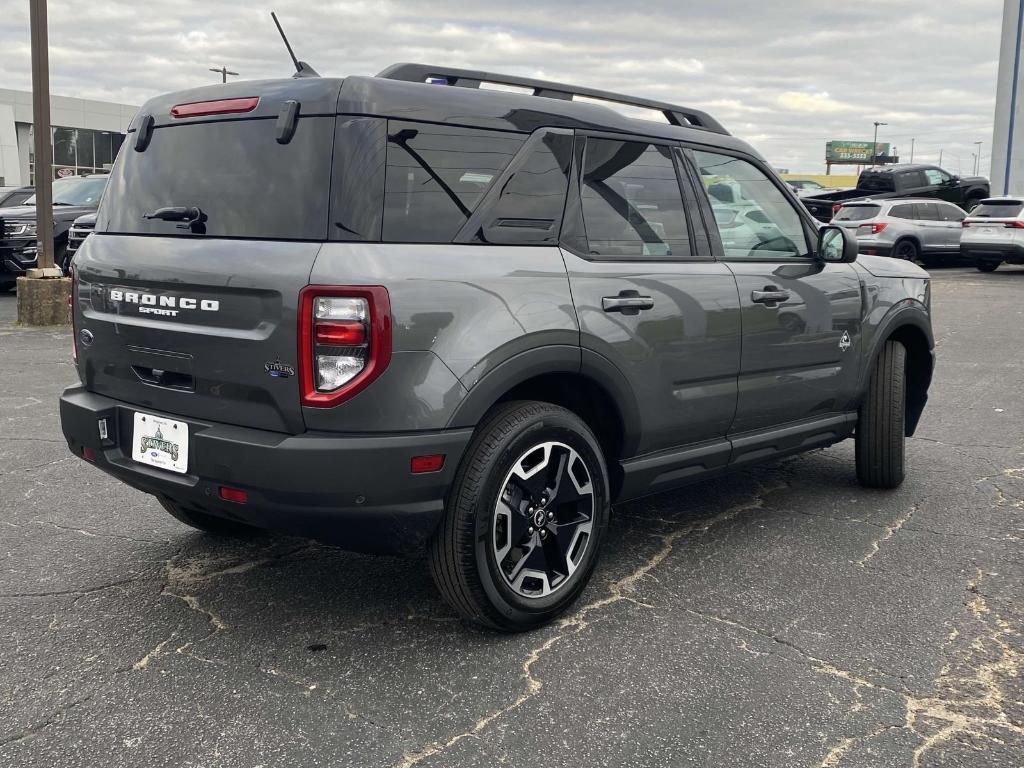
[79,328,94,347]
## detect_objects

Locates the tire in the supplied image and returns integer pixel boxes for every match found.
[55,242,70,275]
[976,261,1000,272]
[0,281,14,293]
[429,401,610,632]
[892,239,919,262]
[856,340,907,489]
[157,496,260,537]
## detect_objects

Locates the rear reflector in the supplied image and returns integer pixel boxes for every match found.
[171,97,259,119]
[219,486,248,504]
[82,447,96,461]
[411,454,445,474]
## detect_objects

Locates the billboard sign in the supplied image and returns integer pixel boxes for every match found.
[826,140,891,163]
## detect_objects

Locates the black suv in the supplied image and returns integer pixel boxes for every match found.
[0,174,107,287]
[60,64,934,631]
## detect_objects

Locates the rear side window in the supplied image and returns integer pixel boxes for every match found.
[972,201,1024,218]
[889,204,916,219]
[834,205,880,221]
[859,173,894,193]
[466,131,573,246]
[937,203,965,222]
[99,117,335,240]
[383,122,525,243]
[580,138,690,258]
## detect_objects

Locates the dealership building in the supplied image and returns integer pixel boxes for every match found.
[992,0,1024,195]
[0,89,138,187]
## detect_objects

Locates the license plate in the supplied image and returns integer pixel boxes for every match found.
[132,412,189,474]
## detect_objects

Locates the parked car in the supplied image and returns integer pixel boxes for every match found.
[787,179,840,197]
[961,197,1024,272]
[60,64,934,631]
[0,174,108,289]
[802,164,989,222]
[831,198,966,267]
[0,186,33,208]
[65,212,97,261]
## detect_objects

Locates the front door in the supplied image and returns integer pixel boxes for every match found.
[562,134,741,460]
[688,149,863,435]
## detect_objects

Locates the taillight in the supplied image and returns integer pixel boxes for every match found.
[833,204,843,216]
[69,264,77,364]
[962,221,972,227]
[856,222,887,236]
[298,286,392,408]
[1004,221,1024,229]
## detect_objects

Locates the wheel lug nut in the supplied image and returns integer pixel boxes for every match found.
[528,526,535,534]
[539,530,547,539]
[527,506,535,513]
[547,511,554,519]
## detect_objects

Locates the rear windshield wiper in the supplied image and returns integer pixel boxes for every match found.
[144,206,208,233]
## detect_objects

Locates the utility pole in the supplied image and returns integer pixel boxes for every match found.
[910,138,915,163]
[209,65,239,83]
[19,0,69,327]
[973,141,983,175]
[872,121,888,164]
[939,148,944,166]
[29,0,54,272]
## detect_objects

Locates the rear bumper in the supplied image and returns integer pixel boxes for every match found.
[59,385,472,554]
[961,242,1024,264]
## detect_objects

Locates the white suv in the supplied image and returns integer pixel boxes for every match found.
[961,197,1024,272]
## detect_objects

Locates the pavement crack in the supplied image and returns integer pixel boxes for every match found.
[393,480,787,768]
[0,695,93,749]
[29,518,172,545]
[855,504,916,567]
[0,576,142,600]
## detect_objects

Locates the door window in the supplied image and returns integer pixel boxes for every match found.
[579,138,690,259]
[693,150,808,260]
[914,203,940,221]
[889,204,916,219]
[924,168,949,185]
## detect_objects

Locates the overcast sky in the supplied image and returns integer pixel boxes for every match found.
[0,0,1007,175]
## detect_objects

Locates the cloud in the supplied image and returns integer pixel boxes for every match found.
[776,91,854,114]
[0,0,1005,174]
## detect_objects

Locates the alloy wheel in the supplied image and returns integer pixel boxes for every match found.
[492,441,595,599]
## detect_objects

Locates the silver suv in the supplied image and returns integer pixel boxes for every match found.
[831,198,966,266]
[961,197,1024,272]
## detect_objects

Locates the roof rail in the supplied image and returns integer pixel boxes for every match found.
[376,62,729,135]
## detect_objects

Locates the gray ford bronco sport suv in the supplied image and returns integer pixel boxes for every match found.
[60,64,934,631]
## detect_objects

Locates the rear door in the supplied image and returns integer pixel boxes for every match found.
[686,149,863,438]
[913,202,945,251]
[562,133,740,463]
[78,81,343,434]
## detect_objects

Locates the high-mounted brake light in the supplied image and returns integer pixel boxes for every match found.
[170,97,260,119]
[298,286,392,408]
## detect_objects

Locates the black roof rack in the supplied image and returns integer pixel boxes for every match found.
[377,62,729,135]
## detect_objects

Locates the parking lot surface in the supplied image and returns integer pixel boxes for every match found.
[1,267,1022,768]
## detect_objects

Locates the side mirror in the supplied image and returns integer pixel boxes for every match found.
[817,225,858,263]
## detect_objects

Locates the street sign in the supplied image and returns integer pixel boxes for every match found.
[826,140,891,163]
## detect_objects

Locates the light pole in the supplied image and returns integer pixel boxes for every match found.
[973,141,983,175]
[209,66,239,83]
[910,138,915,163]
[29,0,54,273]
[872,121,888,165]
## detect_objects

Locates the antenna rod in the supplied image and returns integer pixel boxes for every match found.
[271,11,300,73]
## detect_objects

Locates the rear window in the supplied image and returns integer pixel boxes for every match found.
[858,173,894,193]
[971,201,1024,218]
[383,122,525,242]
[98,117,334,240]
[834,205,879,221]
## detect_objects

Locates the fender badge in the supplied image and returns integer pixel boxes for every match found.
[838,331,852,352]
[265,360,295,378]
[79,328,94,347]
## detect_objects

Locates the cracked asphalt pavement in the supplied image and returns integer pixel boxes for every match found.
[1,266,1022,768]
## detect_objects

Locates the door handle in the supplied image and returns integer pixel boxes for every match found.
[751,286,791,306]
[602,292,655,315]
